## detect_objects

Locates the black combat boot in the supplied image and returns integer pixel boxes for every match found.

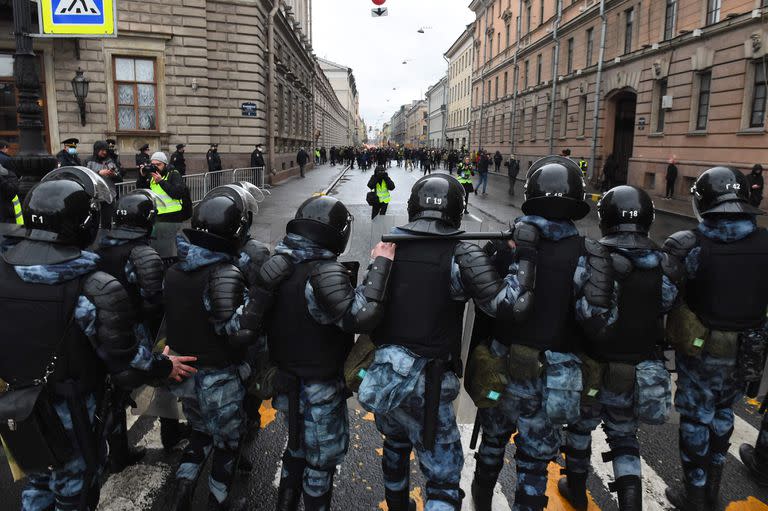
[276,455,306,511]
[302,486,333,511]
[557,471,588,511]
[706,462,724,508]
[612,475,641,511]
[384,488,416,511]
[739,444,768,487]
[207,494,247,511]
[168,478,195,511]
[665,482,707,511]
[471,460,502,511]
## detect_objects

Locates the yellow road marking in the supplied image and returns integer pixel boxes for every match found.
[726,496,768,510]
[545,461,601,511]
[259,399,277,428]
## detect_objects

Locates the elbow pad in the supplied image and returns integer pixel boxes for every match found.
[310,261,355,322]
[208,264,247,323]
[130,245,164,316]
[663,230,698,260]
[84,272,137,364]
[352,301,386,333]
[661,252,685,288]
[258,254,294,290]
[240,239,271,286]
[583,240,614,309]
[455,242,505,304]
[228,329,257,350]
[240,286,274,333]
[362,257,392,303]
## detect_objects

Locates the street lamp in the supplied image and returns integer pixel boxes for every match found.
[71,68,89,126]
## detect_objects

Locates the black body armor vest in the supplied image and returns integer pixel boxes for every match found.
[0,261,104,389]
[267,261,354,381]
[687,229,768,331]
[495,236,584,352]
[96,240,142,310]
[165,263,237,368]
[372,239,465,360]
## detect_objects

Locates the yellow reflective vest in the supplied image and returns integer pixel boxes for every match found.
[150,173,183,215]
[376,181,391,204]
[458,165,473,185]
[11,194,22,225]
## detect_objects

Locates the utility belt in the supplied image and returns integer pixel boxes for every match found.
[667,303,768,387]
[579,354,671,425]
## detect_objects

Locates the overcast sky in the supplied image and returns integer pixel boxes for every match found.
[312,0,475,133]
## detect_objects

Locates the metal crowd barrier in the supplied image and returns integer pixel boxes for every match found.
[114,167,270,204]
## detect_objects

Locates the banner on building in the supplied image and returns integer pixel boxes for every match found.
[38,0,117,37]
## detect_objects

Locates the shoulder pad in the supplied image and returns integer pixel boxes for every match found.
[584,238,610,257]
[84,271,133,314]
[610,253,633,279]
[310,260,355,321]
[129,244,164,296]
[208,263,247,322]
[663,230,698,260]
[582,242,614,308]
[242,239,270,267]
[661,252,685,286]
[513,221,540,246]
[455,242,505,304]
[258,254,294,290]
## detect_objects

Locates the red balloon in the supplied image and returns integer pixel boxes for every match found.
[372,0,386,5]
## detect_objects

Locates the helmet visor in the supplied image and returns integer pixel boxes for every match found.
[234,181,265,203]
[205,184,259,217]
[42,166,114,204]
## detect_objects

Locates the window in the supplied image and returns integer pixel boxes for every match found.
[506,23,511,47]
[539,0,545,25]
[488,80,492,101]
[545,102,552,140]
[525,2,532,33]
[559,99,568,137]
[656,79,668,132]
[664,0,677,41]
[495,76,499,99]
[498,33,502,55]
[695,72,712,130]
[504,71,508,95]
[531,106,538,140]
[586,28,594,67]
[489,35,493,61]
[750,61,767,128]
[578,96,587,136]
[566,38,574,74]
[624,8,634,54]
[114,57,157,131]
[518,108,525,140]
[524,60,530,88]
[706,0,721,25]
[536,53,542,84]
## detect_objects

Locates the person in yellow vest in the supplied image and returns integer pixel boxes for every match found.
[367,165,395,219]
[0,163,22,226]
[457,157,475,214]
[136,151,188,261]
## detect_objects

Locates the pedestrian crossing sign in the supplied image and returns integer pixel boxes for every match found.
[38,0,117,37]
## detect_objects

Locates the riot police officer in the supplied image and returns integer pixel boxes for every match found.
[164,184,266,510]
[96,189,166,472]
[0,167,195,511]
[663,166,768,511]
[469,156,609,511]
[358,174,520,511]
[252,195,394,511]
[557,186,683,511]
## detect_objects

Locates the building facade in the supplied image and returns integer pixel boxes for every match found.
[445,24,475,150]
[0,0,321,180]
[391,105,407,146]
[470,0,768,201]
[318,58,360,145]
[314,60,350,149]
[426,76,448,148]
[406,100,428,147]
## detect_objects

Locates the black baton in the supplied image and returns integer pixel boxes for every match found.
[469,410,482,450]
[382,232,512,242]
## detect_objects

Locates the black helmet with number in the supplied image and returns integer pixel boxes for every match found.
[287,195,353,255]
[691,166,763,219]
[402,174,465,235]
[523,156,590,220]
[184,184,258,254]
[111,189,164,240]
[3,166,113,265]
[597,185,658,249]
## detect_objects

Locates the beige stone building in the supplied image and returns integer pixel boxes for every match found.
[406,100,428,147]
[445,24,475,150]
[0,0,326,181]
[470,0,768,200]
[314,60,350,149]
[318,57,360,145]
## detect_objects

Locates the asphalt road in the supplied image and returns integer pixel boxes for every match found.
[2,162,767,511]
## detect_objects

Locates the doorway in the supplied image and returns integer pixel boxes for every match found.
[611,91,637,185]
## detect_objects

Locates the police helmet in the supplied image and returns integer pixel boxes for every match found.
[691,166,763,219]
[598,185,655,235]
[403,174,465,235]
[111,189,165,240]
[522,156,590,220]
[286,196,353,255]
[184,184,258,254]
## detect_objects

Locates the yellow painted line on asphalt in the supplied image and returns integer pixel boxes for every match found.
[546,460,602,511]
[259,399,277,428]
[726,496,768,510]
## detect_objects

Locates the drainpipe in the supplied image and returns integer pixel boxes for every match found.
[442,56,450,148]
[548,0,562,154]
[509,0,523,153]
[589,0,607,183]
[267,0,282,175]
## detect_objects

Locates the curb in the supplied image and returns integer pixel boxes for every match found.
[320,164,352,195]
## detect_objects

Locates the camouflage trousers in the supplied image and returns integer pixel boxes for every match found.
[563,390,641,481]
[757,410,768,459]
[373,372,464,511]
[475,403,517,477]
[21,395,103,511]
[174,367,246,504]
[674,352,741,487]
[273,379,349,498]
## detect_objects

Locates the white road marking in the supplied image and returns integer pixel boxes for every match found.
[731,414,759,462]
[458,423,512,511]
